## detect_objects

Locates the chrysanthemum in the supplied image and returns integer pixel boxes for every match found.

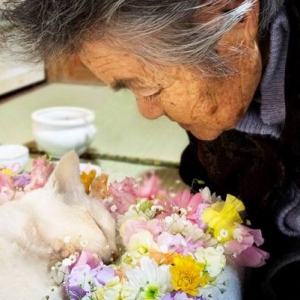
[124,256,172,299]
[163,214,206,242]
[170,255,208,297]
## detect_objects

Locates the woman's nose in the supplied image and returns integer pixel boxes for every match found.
[136,97,165,119]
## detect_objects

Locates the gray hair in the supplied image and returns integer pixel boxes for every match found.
[1,0,285,69]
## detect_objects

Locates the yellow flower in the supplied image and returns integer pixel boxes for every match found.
[201,194,245,242]
[0,168,14,176]
[170,254,208,296]
[80,170,96,194]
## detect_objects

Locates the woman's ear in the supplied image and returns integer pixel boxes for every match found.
[216,0,260,53]
[194,0,260,52]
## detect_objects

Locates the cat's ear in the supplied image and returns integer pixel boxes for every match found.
[45,150,85,202]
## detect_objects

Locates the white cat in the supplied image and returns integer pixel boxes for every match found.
[0,151,117,300]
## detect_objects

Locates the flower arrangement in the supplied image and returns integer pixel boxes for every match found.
[0,157,270,300]
[0,156,55,204]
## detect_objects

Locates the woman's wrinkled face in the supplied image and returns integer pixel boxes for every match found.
[79,2,262,141]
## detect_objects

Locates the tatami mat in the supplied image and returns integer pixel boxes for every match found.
[0,83,188,164]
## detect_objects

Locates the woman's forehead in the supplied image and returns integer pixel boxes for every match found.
[80,41,179,85]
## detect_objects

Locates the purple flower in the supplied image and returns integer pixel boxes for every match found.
[66,261,116,299]
[91,264,115,286]
[12,172,31,188]
[66,265,94,298]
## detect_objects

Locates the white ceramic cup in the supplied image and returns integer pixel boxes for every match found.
[31,106,97,158]
[0,144,29,171]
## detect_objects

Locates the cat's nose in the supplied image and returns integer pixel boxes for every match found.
[112,250,120,261]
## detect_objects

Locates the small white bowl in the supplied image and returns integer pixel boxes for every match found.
[0,144,29,171]
[31,106,97,158]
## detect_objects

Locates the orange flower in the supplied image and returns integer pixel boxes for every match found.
[148,249,175,265]
[80,170,96,194]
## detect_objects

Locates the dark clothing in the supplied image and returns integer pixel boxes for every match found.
[179,1,300,299]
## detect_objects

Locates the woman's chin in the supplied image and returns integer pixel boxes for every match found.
[180,124,223,141]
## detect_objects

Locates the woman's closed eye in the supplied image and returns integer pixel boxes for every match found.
[136,87,162,100]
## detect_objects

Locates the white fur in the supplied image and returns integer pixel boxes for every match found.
[0,151,117,300]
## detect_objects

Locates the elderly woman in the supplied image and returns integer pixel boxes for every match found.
[1,0,300,299]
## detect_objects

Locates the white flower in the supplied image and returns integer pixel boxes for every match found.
[93,277,122,300]
[117,210,146,230]
[110,204,117,212]
[48,286,58,293]
[45,285,62,300]
[69,254,77,263]
[194,247,226,277]
[164,216,173,224]
[80,239,88,247]
[163,214,206,241]
[54,261,62,269]
[199,187,212,203]
[163,214,188,233]
[62,258,72,267]
[124,256,172,300]
[64,236,71,243]
[50,260,68,284]
[127,230,159,254]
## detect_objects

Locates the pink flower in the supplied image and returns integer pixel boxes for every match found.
[121,218,164,245]
[195,203,210,229]
[156,232,204,255]
[24,157,55,191]
[225,224,270,267]
[8,163,21,173]
[0,172,15,204]
[69,250,101,272]
[136,172,167,199]
[108,177,139,214]
[170,189,204,223]
[232,246,270,267]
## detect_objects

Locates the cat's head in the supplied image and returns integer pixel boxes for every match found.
[21,151,118,263]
